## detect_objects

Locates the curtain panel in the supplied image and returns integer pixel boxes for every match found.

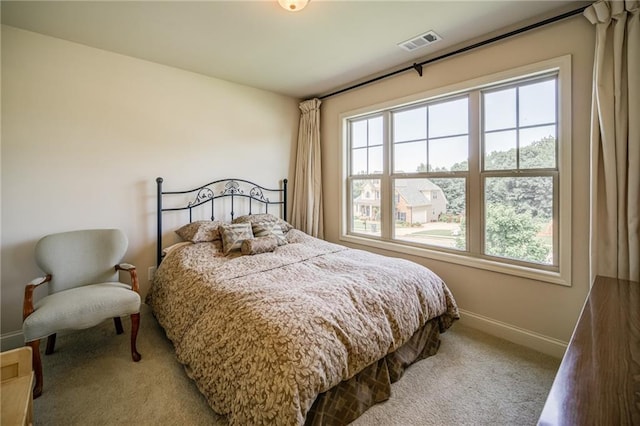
[585,0,639,283]
[291,98,324,238]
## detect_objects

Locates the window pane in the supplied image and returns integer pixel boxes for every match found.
[484,130,517,170]
[519,126,556,169]
[351,120,368,148]
[429,136,468,171]
[368,146,383,174]
[351,179,382,237]
[428,97,468,138]
[484,176,554,265]
[393,178,466,250]
[393,107,427,142]
[351,148,367,175]
[369,116,383,146]
[519,79,556,126]
[394,141,427,173]
[484,88,516,131]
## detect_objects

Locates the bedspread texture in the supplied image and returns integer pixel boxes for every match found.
[147,229,459,425]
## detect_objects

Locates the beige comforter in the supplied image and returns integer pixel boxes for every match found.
[148,229,459,425]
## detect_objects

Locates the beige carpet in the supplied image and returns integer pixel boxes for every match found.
[33,304,559,425]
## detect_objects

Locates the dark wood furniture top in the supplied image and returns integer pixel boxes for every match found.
[538,275,640,425]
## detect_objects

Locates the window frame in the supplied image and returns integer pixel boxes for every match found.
[339,55,572,286]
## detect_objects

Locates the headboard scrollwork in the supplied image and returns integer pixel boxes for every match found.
[156,177,288,266]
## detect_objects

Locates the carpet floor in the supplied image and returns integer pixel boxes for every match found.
[33,304,559,425]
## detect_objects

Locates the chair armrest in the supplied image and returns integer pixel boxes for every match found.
[23,275,51,320]
[116,263,135,271]
[115,264,139,293]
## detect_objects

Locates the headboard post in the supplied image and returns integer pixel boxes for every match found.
[283,179,288,222]
[156,177,163,267]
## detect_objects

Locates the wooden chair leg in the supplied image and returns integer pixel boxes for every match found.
[27,340,43,399]
[114,317,124,335]
[130,312,141,362]
[45,333,56,355]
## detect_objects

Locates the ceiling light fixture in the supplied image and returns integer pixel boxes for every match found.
[278,0,309,12]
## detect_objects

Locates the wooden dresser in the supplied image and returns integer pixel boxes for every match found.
[538,275,640,425]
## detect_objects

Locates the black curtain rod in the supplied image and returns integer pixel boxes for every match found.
[319,4,589,100]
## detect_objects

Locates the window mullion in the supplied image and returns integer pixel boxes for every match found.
[468,90,482,255]
[553,171,560,266]
[425,106,430,171]
[382,111,392,240]
[515,87,521,170]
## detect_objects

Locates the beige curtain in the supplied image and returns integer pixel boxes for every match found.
[585,0,639,283]
[291,98,323,238]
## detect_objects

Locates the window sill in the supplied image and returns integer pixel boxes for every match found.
[339,234,571,286]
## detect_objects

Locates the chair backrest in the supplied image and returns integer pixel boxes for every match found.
[35,229,128,294]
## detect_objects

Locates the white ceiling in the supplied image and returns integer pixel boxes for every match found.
[1,1,589,99]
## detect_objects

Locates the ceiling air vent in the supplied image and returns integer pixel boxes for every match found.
[398,30,442,52]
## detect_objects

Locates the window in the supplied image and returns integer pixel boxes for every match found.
[482,78,557,266]
[341,56,571,285]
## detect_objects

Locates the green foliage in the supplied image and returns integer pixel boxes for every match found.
[430,178,465,215]
[418,136,555,219]
[451,161,469,172]
[484,136,555,220]
[351,180,365,199]
[484,204,550,263]
[416,161,468,173]
[485,136,556,170]
[485,176,553,220]
[416,162,467,216]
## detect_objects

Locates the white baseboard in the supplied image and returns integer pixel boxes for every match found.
[1,330,24,351]
[457,309,568,359]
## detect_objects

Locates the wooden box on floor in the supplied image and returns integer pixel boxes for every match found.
[1,346,35,426]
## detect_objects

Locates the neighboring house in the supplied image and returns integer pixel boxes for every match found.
[353,184,381,222]
[354,179,447,224]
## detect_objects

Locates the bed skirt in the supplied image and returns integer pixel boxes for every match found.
[305,316,444,425]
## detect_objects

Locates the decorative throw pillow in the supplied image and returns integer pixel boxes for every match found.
[220,223,254,255]
[252,222,288,246]
[175,220,224,243]
[232,213,293,233]
[241,235,278,255]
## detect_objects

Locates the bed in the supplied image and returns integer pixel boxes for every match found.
[147,177,459,425]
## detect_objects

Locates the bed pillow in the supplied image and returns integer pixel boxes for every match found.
[175,220,224,243]
[232,213,293,233]
[241,235,278,255]
[162,241,193,257]
[252,222,288,246]
[220,223,254,255]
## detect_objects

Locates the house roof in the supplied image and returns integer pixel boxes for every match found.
[396,179,445,207]
[354,179,445,207]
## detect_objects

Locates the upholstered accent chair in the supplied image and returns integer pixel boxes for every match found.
[22,229,142,398]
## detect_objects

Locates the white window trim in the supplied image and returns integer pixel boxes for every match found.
[339,55,572,286]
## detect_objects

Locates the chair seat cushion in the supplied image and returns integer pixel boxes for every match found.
[23,282,141,342]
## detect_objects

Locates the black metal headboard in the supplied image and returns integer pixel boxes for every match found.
[156,177,288,266]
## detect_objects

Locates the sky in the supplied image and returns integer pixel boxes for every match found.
[351,77,557,174]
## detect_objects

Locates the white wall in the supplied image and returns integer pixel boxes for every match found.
[1,25,300,344]
[321,16,595,357]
